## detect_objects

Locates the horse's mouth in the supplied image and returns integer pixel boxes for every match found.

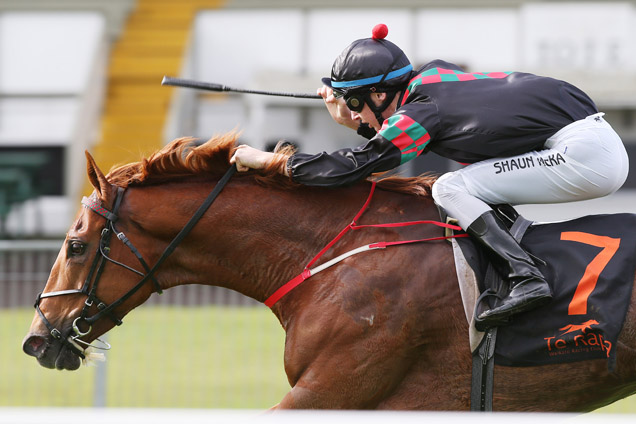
[22,333,81,371]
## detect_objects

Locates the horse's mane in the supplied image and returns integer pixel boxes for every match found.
[106,132,437,197]
[106,133,240,187]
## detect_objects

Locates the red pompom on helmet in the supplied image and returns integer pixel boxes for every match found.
[372,23,388,40]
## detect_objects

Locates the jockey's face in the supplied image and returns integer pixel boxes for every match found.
[350,92,398,131]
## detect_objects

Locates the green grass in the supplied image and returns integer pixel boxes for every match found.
[3,305,636,411]
[2,305,288,408]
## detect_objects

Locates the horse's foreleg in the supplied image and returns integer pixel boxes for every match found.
[276,385,342,409]
[276,388,310,409]
[274,353,413,410]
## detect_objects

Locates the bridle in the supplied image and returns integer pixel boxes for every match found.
[33,165,237,359]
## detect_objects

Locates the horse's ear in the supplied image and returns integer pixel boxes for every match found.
[85,151,116,207]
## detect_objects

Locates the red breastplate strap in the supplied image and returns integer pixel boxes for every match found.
[264,182,466,307]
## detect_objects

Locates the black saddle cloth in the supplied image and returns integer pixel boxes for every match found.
[456,209,636,367]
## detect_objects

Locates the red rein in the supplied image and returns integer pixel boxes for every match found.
[264,182,467,307]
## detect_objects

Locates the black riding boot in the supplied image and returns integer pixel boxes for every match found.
[468,211,552,330]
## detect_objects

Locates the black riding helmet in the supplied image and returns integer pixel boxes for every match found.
[322,24,413,125]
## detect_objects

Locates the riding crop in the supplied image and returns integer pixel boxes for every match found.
[161,76,321,99]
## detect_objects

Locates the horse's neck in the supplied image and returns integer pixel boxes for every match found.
[150,180,369,303]
[145,178,441,312]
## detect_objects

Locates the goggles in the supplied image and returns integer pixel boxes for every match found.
[333,89,366,113]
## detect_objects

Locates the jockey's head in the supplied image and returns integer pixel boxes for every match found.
[323,24,413,125]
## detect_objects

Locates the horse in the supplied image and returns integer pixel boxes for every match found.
[22,133,636,411]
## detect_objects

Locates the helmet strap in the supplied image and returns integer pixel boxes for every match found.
[364,90,397,127]
[396,88,406,108]
[362,40,406,126]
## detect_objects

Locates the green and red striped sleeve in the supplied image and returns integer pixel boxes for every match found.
[379,114,431,165]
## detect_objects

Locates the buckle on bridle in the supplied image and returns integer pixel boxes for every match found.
[50,328,62,339]
[72,317,92,337]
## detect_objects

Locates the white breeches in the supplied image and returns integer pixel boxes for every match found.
[432,113,629,229]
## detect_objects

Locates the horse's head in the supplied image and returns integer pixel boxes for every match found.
[22,152,158,370]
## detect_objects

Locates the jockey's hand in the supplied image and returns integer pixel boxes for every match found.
[230,145,289,175]
[317,86,360,131]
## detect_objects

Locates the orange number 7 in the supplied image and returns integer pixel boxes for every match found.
[560,232,621,315]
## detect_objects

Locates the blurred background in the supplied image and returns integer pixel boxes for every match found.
[1,0,635,412]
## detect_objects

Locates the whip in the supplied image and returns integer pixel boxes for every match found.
[161,76,321,99]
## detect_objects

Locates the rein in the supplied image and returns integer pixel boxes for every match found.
[33,165,237,357]
[265,181,467,307]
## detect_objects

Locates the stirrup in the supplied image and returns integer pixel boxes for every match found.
[473,289,510,332]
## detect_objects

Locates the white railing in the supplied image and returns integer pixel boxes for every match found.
[0,240,261,308]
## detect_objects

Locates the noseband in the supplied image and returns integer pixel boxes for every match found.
[33,165,237,358]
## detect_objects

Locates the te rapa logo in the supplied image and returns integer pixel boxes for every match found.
[559,319,599,335]
[544,319,612,358]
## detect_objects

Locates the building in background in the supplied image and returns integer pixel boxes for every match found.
[1,0,635,237]
[0,1,133,237]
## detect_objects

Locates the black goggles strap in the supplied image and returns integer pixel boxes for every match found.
[365,90,398,126]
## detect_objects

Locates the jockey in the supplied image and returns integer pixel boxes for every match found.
[230,24,629,330]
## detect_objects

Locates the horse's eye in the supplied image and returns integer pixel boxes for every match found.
[68,241,86,256]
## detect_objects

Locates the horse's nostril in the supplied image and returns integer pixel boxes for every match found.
[23,335,46,357]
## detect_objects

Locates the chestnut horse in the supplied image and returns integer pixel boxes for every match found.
[22,134,636,411]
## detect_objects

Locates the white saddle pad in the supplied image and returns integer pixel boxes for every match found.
[450,237,485,352]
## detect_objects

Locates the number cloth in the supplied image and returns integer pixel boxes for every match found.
[489,213,636,367]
